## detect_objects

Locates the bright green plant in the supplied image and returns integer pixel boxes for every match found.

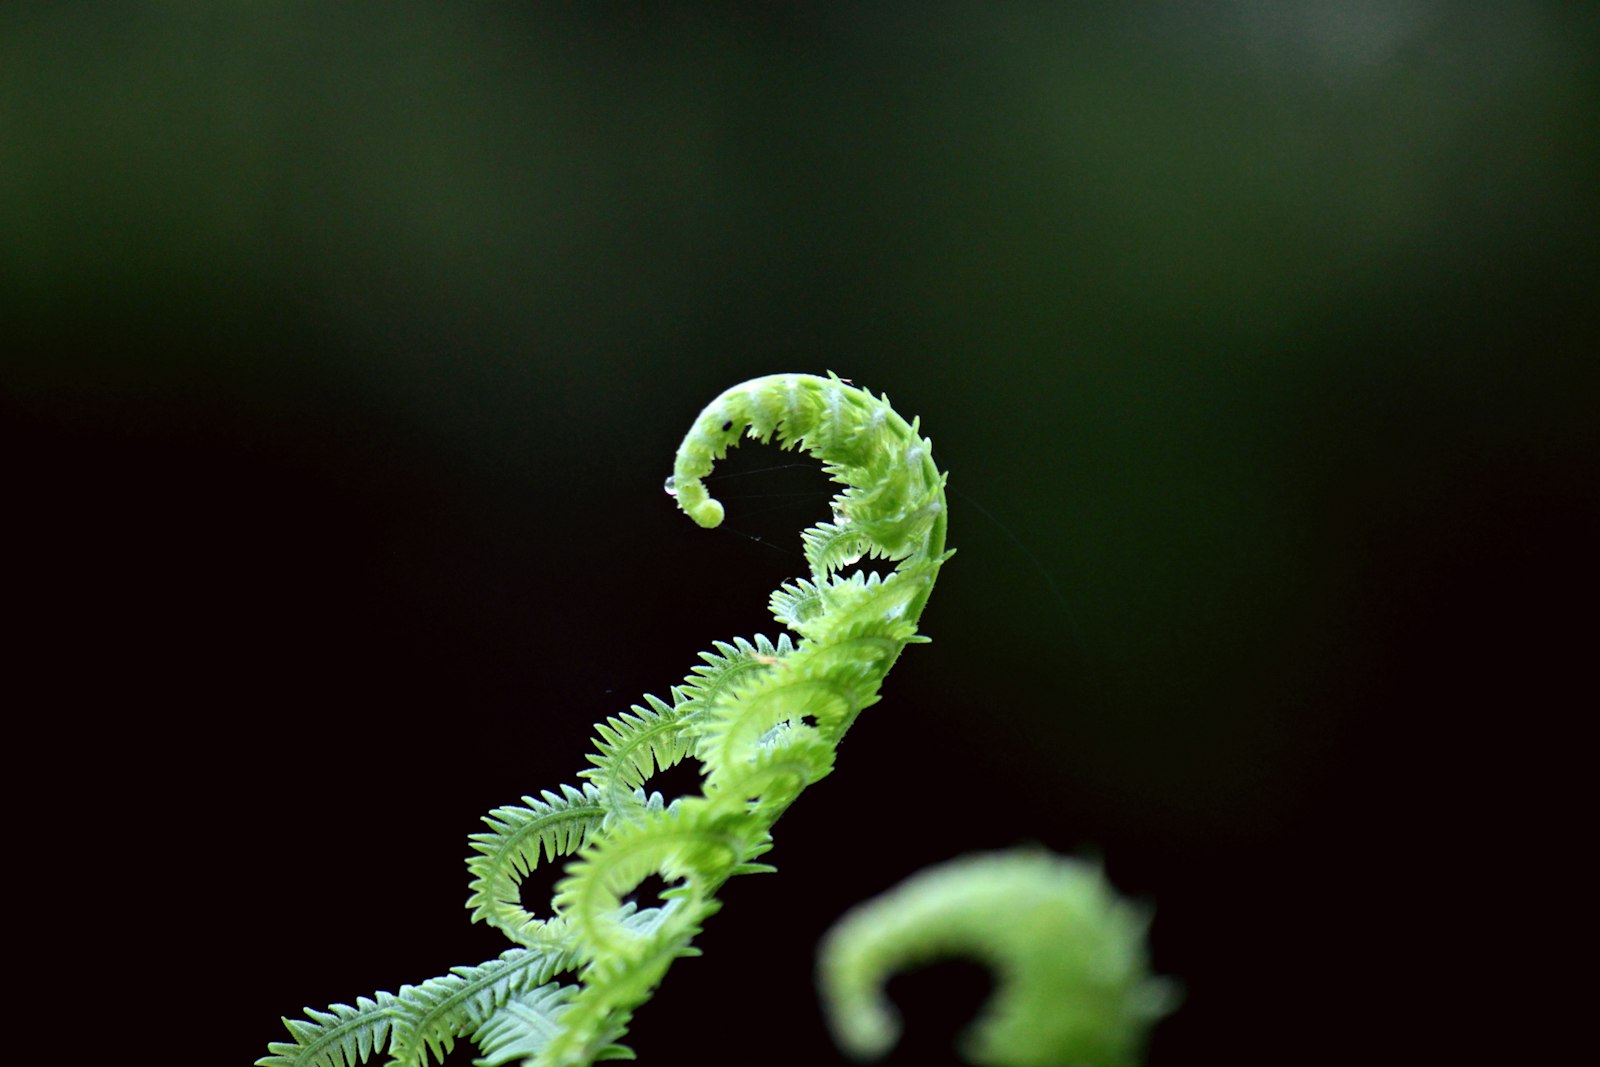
[819,848,1175,1067]
[259,372,1167,1067]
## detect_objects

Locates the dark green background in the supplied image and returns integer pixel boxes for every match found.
[7,4,1593,1064]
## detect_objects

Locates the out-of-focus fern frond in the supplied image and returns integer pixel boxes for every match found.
[818,849,1176,1067]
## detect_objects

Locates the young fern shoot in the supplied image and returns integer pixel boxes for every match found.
[260,373,951,1067]
[818,849,1176,1067]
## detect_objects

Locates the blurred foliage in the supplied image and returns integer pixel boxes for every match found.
[6,4,1593,1065]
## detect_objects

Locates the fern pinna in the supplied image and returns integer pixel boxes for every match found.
[261,373,951,1067]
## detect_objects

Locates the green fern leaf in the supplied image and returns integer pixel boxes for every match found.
[700,724,837,820]
[266,375,951,1067]
[818,849,1176,1067]
[259,992,404,1067]
[800,519,874,576]
[466,784,607,943]
[385,947,576,1067]
[468,984,572,1065]
[577,694,699,819]
[675,634,795,733]
[531,908,703,1067]
[468,984,590,1066]
[552,798,754,966]
[691,620,906,784]
[767,579,825,634]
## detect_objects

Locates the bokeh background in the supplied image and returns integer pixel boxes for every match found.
[7,3,1594,1064]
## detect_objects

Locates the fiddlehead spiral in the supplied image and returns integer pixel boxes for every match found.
[261,373,950,1067]
[817,849,1176,1067]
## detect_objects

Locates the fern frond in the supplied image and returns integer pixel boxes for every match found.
[700,724,837,819]
[691,621,906,785]
[260,993,404,1067]
[383,947,577,1067]
[800,519,873,577]
[817,849,1176,1067]
[674,634,795,735]
[807,566,939,644]
[472,985,643,1066]
[552,798,753,966]
[531,909,704,1067]
[768,579,825,634]
[267,375,953,1067]
[466,783,607,943]
[692,675,853,784]
[467,984,577,1066]
[577,694,699,820]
